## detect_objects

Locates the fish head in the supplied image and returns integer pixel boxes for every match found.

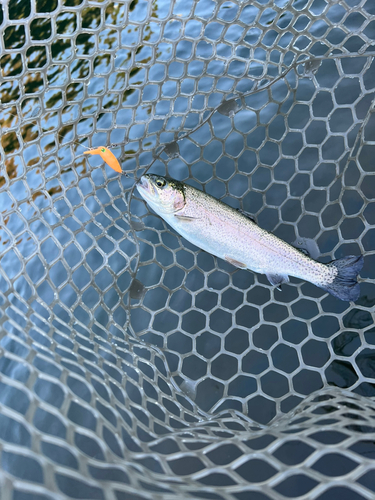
[137,174,185,215]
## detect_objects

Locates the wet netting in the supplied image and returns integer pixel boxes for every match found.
[0,0,375,499]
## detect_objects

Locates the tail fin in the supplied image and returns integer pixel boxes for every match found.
[321,255,364,301]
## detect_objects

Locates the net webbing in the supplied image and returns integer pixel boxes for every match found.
[0,0,375,499]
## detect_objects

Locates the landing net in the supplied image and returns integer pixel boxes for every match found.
[0,1,375,499]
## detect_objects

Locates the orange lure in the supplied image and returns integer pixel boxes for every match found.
[84,147,122,173]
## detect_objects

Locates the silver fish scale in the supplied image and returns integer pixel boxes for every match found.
[165,183,332,282]
[0,1,374,499]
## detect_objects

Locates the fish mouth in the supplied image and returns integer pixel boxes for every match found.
[136,175,155,201]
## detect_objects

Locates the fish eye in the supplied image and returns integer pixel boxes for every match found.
[156,178,166,188]
[101,148,106,153]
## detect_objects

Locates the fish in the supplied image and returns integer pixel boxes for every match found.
[84,147,122,173]
[136,174,364,301]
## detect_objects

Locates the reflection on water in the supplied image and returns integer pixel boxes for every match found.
[0,158,22,189]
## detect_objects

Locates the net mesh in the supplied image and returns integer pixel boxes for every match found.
[0,0,375,498]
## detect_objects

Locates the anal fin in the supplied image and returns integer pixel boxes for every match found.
[266,272,289,291]
[225,256,247,269]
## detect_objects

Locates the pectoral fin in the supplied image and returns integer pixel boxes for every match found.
[174,215,198,221]
[225,256,247,269]
[266,272,289,290]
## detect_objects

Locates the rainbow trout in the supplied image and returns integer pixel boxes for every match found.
[137,174,363,301]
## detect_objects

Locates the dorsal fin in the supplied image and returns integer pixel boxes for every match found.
[236,208,257,224]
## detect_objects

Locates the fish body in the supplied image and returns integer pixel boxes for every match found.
[136,174,363,301]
